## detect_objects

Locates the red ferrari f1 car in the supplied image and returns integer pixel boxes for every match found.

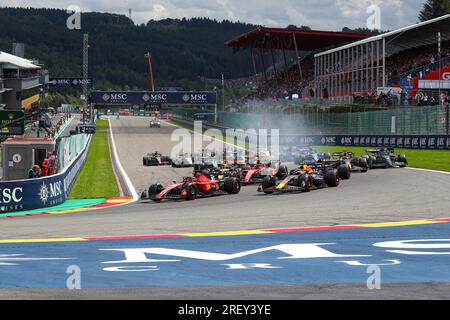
[240,161,288,185]
[140,171,241,202]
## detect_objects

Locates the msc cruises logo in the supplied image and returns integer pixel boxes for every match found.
[102,93,110,102]
[182,94,190,103]
[142,94,150,102]
[38,183,50,205]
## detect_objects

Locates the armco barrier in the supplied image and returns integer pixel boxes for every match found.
[0,134,92,213]
[171,118,450,150]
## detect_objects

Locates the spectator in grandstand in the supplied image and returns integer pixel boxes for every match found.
[28,165,41,179]
[415,91,423,106]
[422,93,429,106]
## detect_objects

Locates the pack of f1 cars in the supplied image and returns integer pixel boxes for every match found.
[143,151,172,166]
[365,148,408,168]
[299,150,352,180]
[140,170,241,201]
[258,164,340,194]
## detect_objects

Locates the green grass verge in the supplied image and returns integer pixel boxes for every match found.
[169,120,450,172]
[315,146,450,172]
[69,119,120,199]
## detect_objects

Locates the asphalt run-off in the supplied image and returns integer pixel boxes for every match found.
[1,220,450,288]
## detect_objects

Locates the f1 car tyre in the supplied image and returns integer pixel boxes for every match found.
[368,156,376,169]
[359,157,369,172]
[398,154,407,167]
[338,164,351,180]
[186,184,198,200]
[298,175,313,192]
[276,165,288,179]
[143,159,148,166]
[224,177,241,194]
[262,176,276,194]
[324,169,340,187]
[148,184,164,202]
[161,156,172,164]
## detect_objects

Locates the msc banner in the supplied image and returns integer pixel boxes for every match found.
[0,135,91,213]
[49,78,94,87]
[90,91,217,105]
[278,135,450,149]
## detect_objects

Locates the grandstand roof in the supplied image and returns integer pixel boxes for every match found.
[315,14,450,58]
[225,27,368,52]
[0,51,41,69]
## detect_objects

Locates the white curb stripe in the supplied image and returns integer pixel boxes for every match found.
[406,167,450,175]
[108,118,139,202]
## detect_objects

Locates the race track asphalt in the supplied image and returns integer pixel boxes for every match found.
[1,116,449,299]
[1,116,449,239]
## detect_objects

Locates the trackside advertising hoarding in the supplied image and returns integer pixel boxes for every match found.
[90,91,217,105]
[0,135,92,213]
[173,118,450,150]
[278,135,450,150]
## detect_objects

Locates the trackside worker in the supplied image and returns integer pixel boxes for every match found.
[42,152,51,176]
[48,151,56,175]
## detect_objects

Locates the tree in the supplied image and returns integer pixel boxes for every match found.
[418,0,450,22]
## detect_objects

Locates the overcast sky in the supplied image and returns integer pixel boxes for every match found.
[1,0,425,31]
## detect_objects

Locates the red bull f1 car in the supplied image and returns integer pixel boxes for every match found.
[141,171,241,202]
[258,164,340,194]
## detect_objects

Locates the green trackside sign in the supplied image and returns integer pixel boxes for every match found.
[0,110,25,136]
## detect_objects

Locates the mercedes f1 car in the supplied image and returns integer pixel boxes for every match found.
[140,171,241,201]
[365,148,408,169]
[143,151,172,166]
[258,164,340,194]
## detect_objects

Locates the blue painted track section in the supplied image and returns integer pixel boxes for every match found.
[1,222,450,288]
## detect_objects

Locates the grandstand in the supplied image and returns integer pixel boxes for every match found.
[314,14,450,104]
[225,28,368,102]
[226,15,450,107]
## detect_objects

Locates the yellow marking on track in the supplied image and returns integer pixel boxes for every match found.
[49,208,100,215]
[0,237,87,244]
[355,220,443,228]
[106,199,132,204]
[182,230,273,237]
